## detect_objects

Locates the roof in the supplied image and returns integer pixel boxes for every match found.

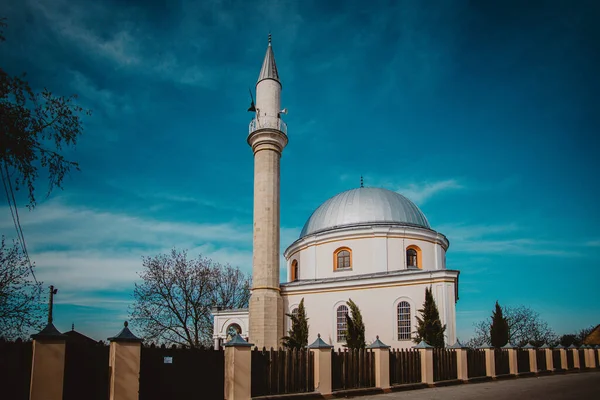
[64,330,98,345]
[583,324,600,345]
[257,36,280,85]
[299,187,430,238]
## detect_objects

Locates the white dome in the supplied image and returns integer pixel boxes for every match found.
[300,187,430,238]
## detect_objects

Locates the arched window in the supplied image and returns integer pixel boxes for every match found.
[406,246,421,269]
[336,305,349,342]
[406,249,417,268]
[397,301,411,340]
[291,260,299,281]
[291,308,299,318]
[334,248,352,270]
[226,324,242,341]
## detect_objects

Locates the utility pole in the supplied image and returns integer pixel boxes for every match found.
[48,285,58,324]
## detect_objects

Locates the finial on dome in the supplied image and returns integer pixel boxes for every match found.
[360,175,364,188]
[268,33,272,46]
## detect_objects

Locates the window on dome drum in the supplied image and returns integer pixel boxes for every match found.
[397,301,411,341]
[337,305,348,342]
[406,248,418,268]
[334,248,352,270]
[291,260,299,281]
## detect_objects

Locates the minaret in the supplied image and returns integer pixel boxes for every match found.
[247,34,288,349]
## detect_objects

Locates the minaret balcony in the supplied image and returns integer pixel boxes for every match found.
[249,116,287,136]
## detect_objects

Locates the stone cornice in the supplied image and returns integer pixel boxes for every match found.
[281,269,459,295]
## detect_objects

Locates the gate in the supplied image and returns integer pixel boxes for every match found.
[467,349,486,378]
[139,345,224,400]
[331,348,375,390]
[433,348,457,381]
[389,348,421,385]
[494,349,510,375]
[62,341,110,400]
[536,349,547,371]
[0,340,32,400]
[251,347,314,396]
[516,349,530,373]
[552,350,562,370]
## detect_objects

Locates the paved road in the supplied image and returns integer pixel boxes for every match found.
[357,371,600,400]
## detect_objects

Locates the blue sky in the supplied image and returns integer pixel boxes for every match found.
[1,0,599,342]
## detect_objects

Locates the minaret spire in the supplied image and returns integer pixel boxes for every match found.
[257,34,280,85]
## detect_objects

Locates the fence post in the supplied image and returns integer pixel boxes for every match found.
[556,345,567,370]
[413,341,434,385]
[308,334,333,395]
[540,344,553,371]
[448,341,468,381]
[502,343,518,375]
[29,322,67,400]
[368,336,390,390]
[523,344,537,373]
[223,335,253,400]
[568,345,579,369]
[585,345,596,368]
[107,321,143,400]
[482,346,495,378]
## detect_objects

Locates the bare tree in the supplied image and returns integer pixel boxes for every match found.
[468,305,557,347]
[130,249,251,348]
[0,236,44,339]
[1,19,91,210]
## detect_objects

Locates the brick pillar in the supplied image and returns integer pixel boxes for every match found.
[559,346,567,370]
[224,335,253,400]
[586,346,596,368]
[569,345,580,369]
[541,345,553,371]
[503,344,518,375]
[108,321,143,400]
[449,341,468,381]
[308,334,333,396]
[30,323,67,400]
[483,347,496,378]
[413,341,434,385]
[523,344,537,373]
[368,336,390,389]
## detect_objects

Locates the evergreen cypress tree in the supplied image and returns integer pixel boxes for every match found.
[490,301,509,348]
[281,298,309,350]
[344,298,366,349]
[414,287,446,347]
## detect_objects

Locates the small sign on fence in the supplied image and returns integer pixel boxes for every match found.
[163,357,173,364]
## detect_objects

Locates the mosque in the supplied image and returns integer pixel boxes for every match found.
[212,37,459,350]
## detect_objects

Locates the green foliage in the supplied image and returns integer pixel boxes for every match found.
[490,301,509,348]
[344,298,365,349]
[282,298,309,350]
[414,287,446,347]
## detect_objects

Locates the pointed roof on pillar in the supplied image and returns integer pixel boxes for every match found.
[257,34,280,85]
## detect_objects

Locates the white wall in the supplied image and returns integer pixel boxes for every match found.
[282,275,457,349]
[286,225,449,282]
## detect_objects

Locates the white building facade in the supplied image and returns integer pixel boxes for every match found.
[212,38,459,350]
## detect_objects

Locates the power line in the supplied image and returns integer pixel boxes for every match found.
[1,162,38,285]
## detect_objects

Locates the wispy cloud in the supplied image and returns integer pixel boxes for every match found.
[28,0,216,87]
[395,179,463,205]
[438,222,576,257]
[584,239,600,247]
